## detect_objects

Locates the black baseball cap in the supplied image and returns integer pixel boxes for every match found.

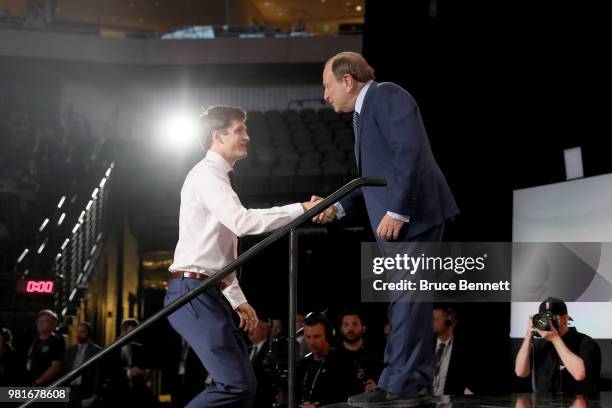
[539,297,573,320]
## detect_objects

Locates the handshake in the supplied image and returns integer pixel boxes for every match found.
[301,195,337,224]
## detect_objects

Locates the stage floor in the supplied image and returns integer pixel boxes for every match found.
[323,392,610,407]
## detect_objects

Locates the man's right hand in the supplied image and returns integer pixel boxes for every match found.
[307,195,337,224]
[533,318,560,342]
[301,195,323,212]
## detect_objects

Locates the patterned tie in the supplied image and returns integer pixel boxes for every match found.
[434,342,446,375]
[353,111,361,174]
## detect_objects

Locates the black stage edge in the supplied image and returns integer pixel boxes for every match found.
[323,392,611,407]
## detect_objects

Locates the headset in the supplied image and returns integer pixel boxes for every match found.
[434,305,456,327]
[445,309,453,327]
[304,312,335,342]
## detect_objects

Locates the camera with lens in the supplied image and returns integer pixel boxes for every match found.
[532,311,559,333]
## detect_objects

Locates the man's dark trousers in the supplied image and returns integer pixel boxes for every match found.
[165,277,256,407]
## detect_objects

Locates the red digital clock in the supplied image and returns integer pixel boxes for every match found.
[16,280,56,295]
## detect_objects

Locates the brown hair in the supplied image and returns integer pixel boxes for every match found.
[326,52,375,83]
[197,105,247,151]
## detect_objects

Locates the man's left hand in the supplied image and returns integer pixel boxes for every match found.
[236,303,258,332]
[376,214,404,240]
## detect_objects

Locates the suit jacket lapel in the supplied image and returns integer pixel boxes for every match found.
[355,82,377,174]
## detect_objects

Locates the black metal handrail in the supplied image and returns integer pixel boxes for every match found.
[18,176,387,407]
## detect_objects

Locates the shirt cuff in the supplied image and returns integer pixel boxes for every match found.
[283,202,305,220]
[387,211,410,223]
[222,278,248,310]
[334,202,346,219]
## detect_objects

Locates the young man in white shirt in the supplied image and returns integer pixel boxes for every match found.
[165,105,320,407]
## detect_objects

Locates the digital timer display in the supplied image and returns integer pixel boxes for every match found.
[16,280,55,295]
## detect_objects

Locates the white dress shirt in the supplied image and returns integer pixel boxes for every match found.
[335,80,410,223]
[169,150,304,309]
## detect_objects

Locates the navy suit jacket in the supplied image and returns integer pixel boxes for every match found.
[339,81,459,240]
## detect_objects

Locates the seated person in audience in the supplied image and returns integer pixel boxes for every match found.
[247,318,275,408]
[337,309,383,392]
[297,313,361,408]
[271,318,284,340]
[64,322,102,407]
[432,305,475,396]
[26,310,65,386]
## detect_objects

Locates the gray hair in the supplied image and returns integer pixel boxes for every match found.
[326,52,375,83]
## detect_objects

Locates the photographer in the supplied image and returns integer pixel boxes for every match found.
[515,297,601,394]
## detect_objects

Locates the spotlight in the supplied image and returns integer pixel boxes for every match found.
[159,112,197,150]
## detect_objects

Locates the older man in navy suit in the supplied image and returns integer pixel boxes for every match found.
[316,52,459,406]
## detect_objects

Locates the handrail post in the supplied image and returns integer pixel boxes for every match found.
[288,228,298,408]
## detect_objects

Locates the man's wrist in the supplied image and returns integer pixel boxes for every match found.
[551,335,563,348]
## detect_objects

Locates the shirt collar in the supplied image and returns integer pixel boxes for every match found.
[355,80,374,115]
[205,150,233,174]
[436,336,453,347]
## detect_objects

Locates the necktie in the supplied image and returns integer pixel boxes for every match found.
[352,111,361,174]
[249,345,258,361]
[434,342,446,375]
[228,170,236,191]
[71,345,86,386]
[74,345,86,366]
